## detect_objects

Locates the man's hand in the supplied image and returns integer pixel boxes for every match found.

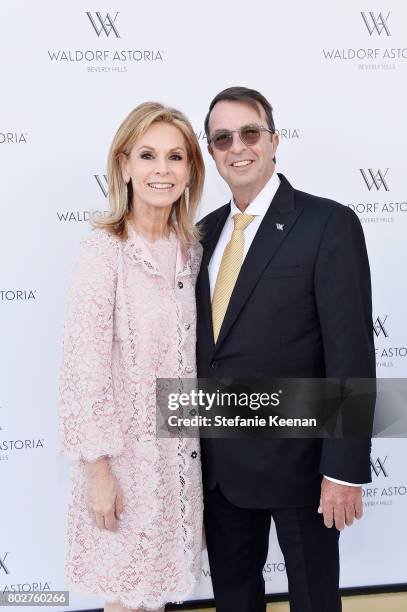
[318,477,363,531]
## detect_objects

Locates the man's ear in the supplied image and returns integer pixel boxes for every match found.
[119,152,130,183]
[272,132,279,157]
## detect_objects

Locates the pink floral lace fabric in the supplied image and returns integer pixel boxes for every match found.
[59,226,203,610]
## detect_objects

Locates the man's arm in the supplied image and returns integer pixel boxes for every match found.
[314,204,376,528]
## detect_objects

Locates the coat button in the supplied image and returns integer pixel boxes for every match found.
[184,323,191,330]
[185,364,194,373]
[178,281,183,289]
[210,361,218,370]
[191,451,198,459]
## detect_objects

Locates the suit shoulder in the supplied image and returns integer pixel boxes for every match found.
[294,188,360,225]
[295,188,342,212]
[294,191,365,248]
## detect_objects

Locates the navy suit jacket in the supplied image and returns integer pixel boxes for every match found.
[196,173,375,508]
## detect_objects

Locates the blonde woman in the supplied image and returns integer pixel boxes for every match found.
[59,102,205,612]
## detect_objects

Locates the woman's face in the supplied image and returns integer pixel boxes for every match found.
[121,122,190,212]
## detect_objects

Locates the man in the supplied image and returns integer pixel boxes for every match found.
[196,87,375,612]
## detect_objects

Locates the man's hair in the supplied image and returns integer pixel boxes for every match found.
[204,86,276,140]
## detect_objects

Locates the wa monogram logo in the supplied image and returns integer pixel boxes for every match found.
[94,174,108,197]
[86,12,120,38]
[361,11,391,36]
[360,169,390,192]
[371,456,389,477]
[373,315,389,338]
[350,167,406,220]
[374,314,407,366]
[0,552,9,574]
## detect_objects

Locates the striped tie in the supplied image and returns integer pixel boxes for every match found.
[212,213,255,342]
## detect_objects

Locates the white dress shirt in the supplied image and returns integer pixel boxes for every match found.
[208,172,281,299]
[208,172,361,488]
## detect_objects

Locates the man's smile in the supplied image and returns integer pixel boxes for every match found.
[230,160,254,168]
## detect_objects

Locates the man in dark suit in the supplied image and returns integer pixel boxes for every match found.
[196,87,375,612]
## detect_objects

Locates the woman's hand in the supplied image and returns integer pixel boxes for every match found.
[84,457,124,531]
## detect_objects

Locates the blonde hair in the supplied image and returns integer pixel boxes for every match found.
[91,102,205,246]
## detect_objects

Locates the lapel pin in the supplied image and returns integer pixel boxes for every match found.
[276,223,284,231]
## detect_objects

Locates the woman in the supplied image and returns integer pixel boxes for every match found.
[59,102,205,612]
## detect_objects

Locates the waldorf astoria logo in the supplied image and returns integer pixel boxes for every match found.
[0,290,36,301]
[57,210,109,222]
[275,128,300,140]
[0,132,27,144]
[0,554,9,575]
[194,127,300,142]
[0,421,46,462]
[195,130,208,142]
[0,439,45,452]
[363,483,407,508]
[56,175,109,222]
[1,580,52,593]
[322,10,406,70]
[373,315,407,368]
[86,12,120,38]
[47,11,164,73]
[373,316,389,339]
[94,174,108,197]
[361,12,391,36]
[371,456,389,477]
[203,560,286,583]
[364,454,407,510]
[360,168,389,192]
[348,168,407,223]
[263,561,286,584]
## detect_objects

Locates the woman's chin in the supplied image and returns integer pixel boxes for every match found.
[142,195,180,209]
[146,199,177,210]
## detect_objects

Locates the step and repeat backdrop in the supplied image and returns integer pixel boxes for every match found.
[1,0,406,609]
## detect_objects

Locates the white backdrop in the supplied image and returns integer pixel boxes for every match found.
[1,1,406,609]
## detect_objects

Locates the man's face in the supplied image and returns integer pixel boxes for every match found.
[207,100,279,197]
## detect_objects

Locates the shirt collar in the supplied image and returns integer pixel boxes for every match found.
[230,172,280,218]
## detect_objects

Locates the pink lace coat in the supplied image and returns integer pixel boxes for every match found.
[59,226,203,610]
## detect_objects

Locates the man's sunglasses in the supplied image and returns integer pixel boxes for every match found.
[208,124,274,151]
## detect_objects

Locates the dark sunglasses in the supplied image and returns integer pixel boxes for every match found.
[208,124,274,151]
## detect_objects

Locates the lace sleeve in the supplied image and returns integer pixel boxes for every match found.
[189,240,203,278]
[58,229,124,462]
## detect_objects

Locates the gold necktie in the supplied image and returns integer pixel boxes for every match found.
[212,212,255,342]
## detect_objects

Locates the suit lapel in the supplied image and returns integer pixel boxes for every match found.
[201,203,231,268]
[198,204,230,349]
[214,174,304,353]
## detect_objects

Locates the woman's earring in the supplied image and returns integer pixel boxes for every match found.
[184,185,190,213]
